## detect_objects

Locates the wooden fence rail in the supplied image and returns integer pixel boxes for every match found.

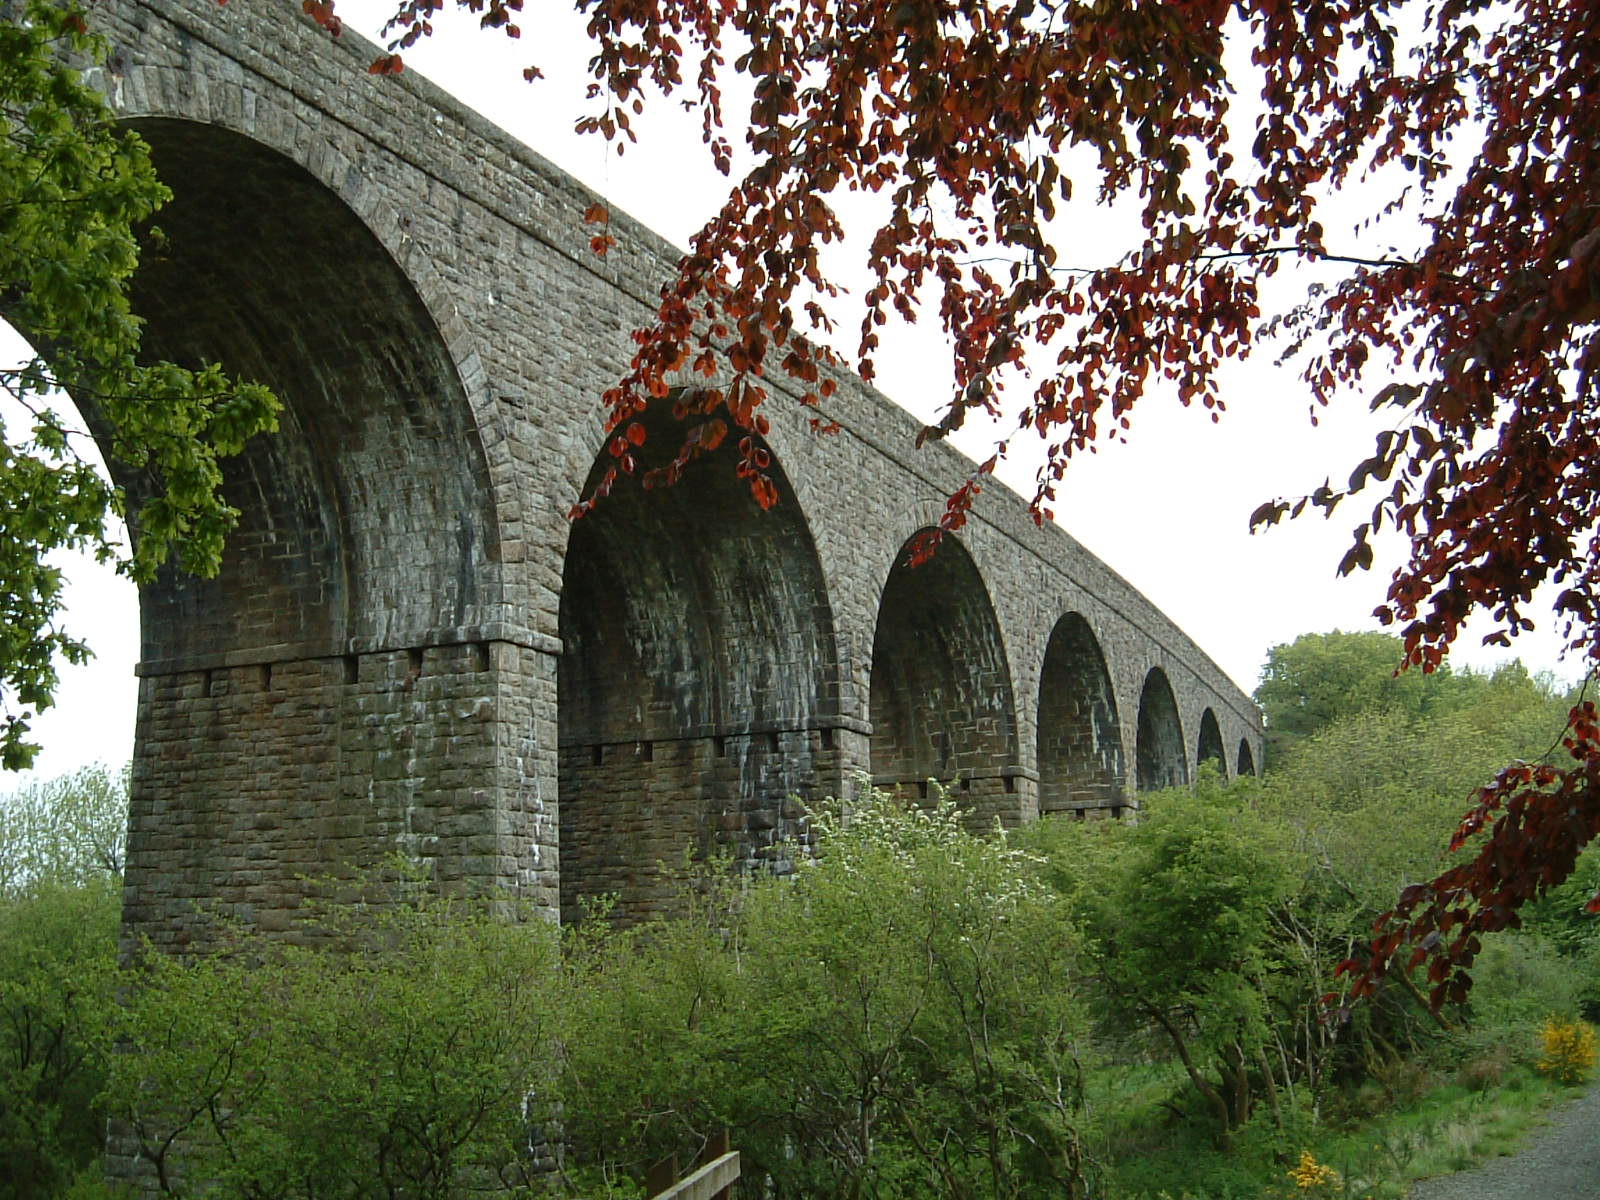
[645,1129,739,1200]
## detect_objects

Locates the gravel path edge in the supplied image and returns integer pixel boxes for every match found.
[1406,1080,1600,1200]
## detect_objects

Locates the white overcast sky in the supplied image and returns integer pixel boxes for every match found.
[3,2,1582,783]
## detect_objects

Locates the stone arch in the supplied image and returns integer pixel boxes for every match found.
[558,405,841,925]
[1196,708,1227,777]
[95,119,504,944]
[120,118,500,663]
[550,397,860,666]
[869,532,1022,824]
[1036,613,1125,815]
[1135,667,1188,793]
[106,64,512,523]
[1237,737,1258,778]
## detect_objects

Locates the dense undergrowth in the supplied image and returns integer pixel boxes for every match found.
[2,655,1597,1199]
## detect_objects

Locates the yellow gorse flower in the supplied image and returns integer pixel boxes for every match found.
[1289,1150,1340,1191]
[1536,1016,1597,1084]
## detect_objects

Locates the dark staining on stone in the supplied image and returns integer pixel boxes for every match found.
[453,514,477,627]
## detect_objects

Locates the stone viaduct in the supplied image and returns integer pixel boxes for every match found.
[84,0,1263,940]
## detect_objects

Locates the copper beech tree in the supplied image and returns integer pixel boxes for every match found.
[299,0,1597,1004]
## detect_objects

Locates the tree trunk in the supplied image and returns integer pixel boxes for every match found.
[1256,1043,1284,1133]
[1146,1007,1233,1152]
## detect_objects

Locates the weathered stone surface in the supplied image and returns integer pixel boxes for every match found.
[86,0,1264,945]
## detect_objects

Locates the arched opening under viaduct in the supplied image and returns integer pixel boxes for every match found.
[1237,738,1257,778]
[1036,613,1125,816]
[1197,707,1227,777]
[108,119,500,944]
[558,409,841,925]
[1135,667,1188,793]
[869,533,1021,825]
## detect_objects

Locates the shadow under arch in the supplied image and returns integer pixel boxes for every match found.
[1135,667,1188,793]
[1197,707,1227,778]
[557,405,842,925]
[1036,613,1126,816]
[89,119,503,945]
[869,531,1022,825]
[1237,737,1257,778]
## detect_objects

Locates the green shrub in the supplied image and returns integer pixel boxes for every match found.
[107,881,561,1198]
[560,784,1093,1199]
[1022,781,1297,1153]
[0,767,127,1200]
[0,876,120,1200]
[1467,934,1589,1035]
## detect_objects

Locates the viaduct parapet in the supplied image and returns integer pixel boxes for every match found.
[83,0,1264,937]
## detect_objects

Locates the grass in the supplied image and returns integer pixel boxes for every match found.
[1313,1066,1562,1197]
[1084,1031,1587,1200]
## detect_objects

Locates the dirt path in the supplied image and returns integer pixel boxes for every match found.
[1408,1082,1600,1200]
